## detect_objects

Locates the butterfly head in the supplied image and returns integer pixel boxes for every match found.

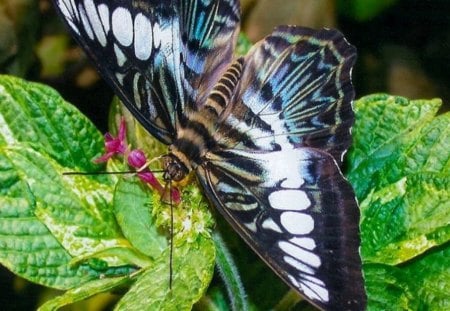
[162,154,189,182]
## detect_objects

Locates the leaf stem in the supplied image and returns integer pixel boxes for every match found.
[213,231,248,311]
[273,289,302,311]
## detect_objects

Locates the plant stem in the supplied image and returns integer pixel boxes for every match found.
[213,231,248,311]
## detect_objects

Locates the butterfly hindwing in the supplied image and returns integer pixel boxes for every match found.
[196,26,365,310]
[197,148,364,310]
[214,26,356,164]
[54,0,239,144]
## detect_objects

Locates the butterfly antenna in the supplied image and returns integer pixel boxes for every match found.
[63,169,166,176]
[62,170,138,176]
[169,178,174,290]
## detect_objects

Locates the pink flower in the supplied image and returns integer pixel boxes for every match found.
[128,150,181,204]
[128,149,147,168]
[168,187,181,204]
[138,170,181,204]
[94,117,181,204]
[93,118,128,163]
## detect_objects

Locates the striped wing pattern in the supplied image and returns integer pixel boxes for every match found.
[214,26,356,164]
[196,27,365,310]
[54,0,239,144]
[197,148,363,310]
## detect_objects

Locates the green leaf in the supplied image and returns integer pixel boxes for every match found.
[0,75,105,171]
[360,172,449,264]
[348,95,449,263]
[0,145,101,289]
[114,184,216,311]
[364,264,417,311]
[364,247,450,310]
[403,247,450,309]
[0,75,129,289]
[0,141,138,284]
[114,178,167,259]
[347,94,449,309]
[115,237,215,311]
[348,94,444,200]
[38,274,132,311]
[8,144,133,265]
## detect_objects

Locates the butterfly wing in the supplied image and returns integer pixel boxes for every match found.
[196,26,366,310]
[214,26,355,164]
[53,0,239,144]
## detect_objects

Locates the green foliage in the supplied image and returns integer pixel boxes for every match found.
[0,75,216,310]
[113,179,167,259]
[0,74,105,171]
[212,231,249,311]
[115,230,215,311]
[337,0,400,21]
[347,94,449,310]
[0,77,448,311]
[0,0,40,76]
[235,33,252,57]
[0,75,115,290]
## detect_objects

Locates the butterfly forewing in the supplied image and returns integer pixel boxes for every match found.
[54,0,239,144]
[179,0,240,106]
[196,27,365,310]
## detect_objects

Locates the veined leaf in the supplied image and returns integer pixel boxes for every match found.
[114,184,215,311]
[360,172,449,264]
[4,145,129,262]
[113,179,167,260]
[0,75,105,172]
[38,274,132,311]
[348,94,444,200]
[364,247,449,310]
[0,76,131,289]
[0,146,100,289]
[347,94,449,310]
[348,94,449,263]
[403,247,449,309]
[363,264,416,311]
[115,237,215,311]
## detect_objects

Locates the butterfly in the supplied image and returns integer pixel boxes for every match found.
[53,0,366,310]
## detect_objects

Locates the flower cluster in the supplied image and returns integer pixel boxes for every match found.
[94,117,181,204]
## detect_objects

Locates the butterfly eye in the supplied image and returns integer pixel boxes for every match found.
[163,155,187,182]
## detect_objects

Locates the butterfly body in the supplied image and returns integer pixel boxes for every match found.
[53,0,366,310]
[165,58,244,180]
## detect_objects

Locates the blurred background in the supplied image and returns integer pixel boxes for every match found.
[0,0,449,309]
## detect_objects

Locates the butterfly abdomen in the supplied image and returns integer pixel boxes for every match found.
[203,58,244,117]
[168,58,244,174]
